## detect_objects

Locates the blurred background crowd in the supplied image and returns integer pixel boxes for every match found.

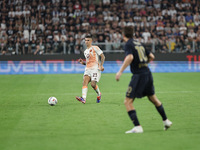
[0,0,200,55]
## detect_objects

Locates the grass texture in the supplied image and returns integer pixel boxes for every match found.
[0,73,200,150]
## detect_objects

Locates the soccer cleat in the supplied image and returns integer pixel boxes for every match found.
[75,96,86,104]
[97,93,101,103]
[125,126,143,134]
[163,119,172,130]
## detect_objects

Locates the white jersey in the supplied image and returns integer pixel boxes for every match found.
[84,46,103,70]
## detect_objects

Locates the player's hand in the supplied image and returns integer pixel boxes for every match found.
[115,72,122,81]
[99,66,104,71]
[78,58,83,64]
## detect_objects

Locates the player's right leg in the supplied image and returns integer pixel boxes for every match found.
[148,94,172,130]
[90,70,101,103]
[124,97,143,133]
[76,75,90,104]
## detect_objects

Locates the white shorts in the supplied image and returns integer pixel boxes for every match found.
[84,69,101,82]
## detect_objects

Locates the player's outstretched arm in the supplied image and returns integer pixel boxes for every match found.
[78,58,86,65]
[116,54,133,81]
[99,53,105,71]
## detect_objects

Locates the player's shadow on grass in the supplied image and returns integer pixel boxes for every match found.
[145,129,164,133]
[146,128,175,133]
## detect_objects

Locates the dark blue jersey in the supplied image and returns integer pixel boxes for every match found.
[125,39,150,74]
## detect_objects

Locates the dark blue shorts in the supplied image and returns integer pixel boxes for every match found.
[126,71,155,98]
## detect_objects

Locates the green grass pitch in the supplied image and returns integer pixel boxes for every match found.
[0,73,200,150]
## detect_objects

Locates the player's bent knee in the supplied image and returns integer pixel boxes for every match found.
[124,97,133,106]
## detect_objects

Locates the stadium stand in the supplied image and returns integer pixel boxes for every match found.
[0,0,200,55]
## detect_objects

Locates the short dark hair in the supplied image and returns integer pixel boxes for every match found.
[85,34,92,39]
[123,27,133,38]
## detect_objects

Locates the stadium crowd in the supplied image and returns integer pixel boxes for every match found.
[0,0,200,55]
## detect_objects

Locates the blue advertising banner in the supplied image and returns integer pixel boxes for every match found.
[0,61,200,75]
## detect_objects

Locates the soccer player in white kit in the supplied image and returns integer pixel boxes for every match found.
[76,34,105,104]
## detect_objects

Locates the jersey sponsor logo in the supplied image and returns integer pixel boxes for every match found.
[86,54,90,59]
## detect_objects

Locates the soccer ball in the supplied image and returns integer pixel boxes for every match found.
[48,97,58,106]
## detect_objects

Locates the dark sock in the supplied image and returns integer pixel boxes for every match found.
[128,110,140,126]
[156,104,167,121]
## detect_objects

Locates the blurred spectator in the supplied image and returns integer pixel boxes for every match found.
[103,0,111,7]
[7,26,15,39]
[1,19,7,30]
[118,18,126,27]
[156,18,165,35]
[167,35,176,52]
[45,14,53,26]
[180,35,187,50]
[60,36,67,54]
[126,18,134,27]
[112,31,121,50]
[15,38,22,55]
[0,0,200,54]
[22,38,30,54]
[34,38,45,55]
[140,17,150,30]
[158,36,168,53]
[179,24,187,35]
[74,38,82,54]
[0,38,6,55]
[67,36,75,54]
[175,37,183,52]
[105,36,112,51]
[194,12,200,21]
[45,38,52,54]
[142,29,151,43]
[185,44,193,53]
[173,29,180,37]
[169,6,177,17]
[98,35,105,50]
[7,41,15,55]
[133,11,142,22]
[194,17,200,29]
[35,25,43,39]
[172,24,179,35]
[52,38,61,53]
[186,19,195,30]
[185,12,193,22]
[52,25,60,41]
[164,23,171,33]
[160,45,168,53]
[195,35,200,52]
[187,29,196,38]
[73,1,82,11]
[30,38,37,54]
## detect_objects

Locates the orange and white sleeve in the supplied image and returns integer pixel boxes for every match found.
[93,46,103,56]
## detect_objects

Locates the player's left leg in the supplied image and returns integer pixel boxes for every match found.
[91,81,101,103]
[148,94,172,130]
[124,97,143,133]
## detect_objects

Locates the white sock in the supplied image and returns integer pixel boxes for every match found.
[82,86,88,100]
[94,85,101,96]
